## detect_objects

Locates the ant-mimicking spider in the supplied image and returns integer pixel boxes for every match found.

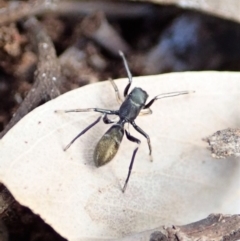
[56,51,193,192]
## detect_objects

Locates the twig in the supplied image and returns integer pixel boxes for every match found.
[81,11,130,55]
[0,17,63,138]
[0,0,155,26]
[51,1,154,19]
[0,0,58,26]
[149,214,240,241]
[0,184,15,219]
[59,45,100,87]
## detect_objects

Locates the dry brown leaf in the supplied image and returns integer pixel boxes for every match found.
[0,72,240,241]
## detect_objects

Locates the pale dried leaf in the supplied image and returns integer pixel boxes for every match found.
[0,72,240,241]
[141,0,240,23]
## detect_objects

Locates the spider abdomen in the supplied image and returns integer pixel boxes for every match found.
[94,125,124,167]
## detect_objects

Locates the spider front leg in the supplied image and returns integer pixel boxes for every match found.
[109,51,133,104]
[119,51,133,98]
[144,90,192,109]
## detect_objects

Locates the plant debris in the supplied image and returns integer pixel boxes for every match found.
[204,128,240,158]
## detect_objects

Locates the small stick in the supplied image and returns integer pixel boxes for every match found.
[0,1,154,26]
[81,11,130,56]
[0,0,57,26]
[0,17,63,138]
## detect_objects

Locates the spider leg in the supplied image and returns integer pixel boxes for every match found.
[56,108,118,115]
[119,51,133,97]
[131,121,152,162]
[64,115,102,151]
[122,130,141,193]
[139,108,152,116]
[144,91,192,109]
[109,78,123,104]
